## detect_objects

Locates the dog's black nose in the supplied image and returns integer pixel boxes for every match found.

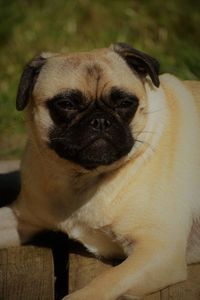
[90,117,111,131]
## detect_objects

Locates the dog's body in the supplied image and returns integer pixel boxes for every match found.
[0,44,200,299]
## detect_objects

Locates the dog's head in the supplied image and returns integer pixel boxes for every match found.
[16,43,159,171]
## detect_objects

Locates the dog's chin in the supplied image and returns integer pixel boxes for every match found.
[76,138,120,170]
[49,136,134,170]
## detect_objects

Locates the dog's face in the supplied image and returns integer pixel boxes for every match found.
[16,43,159,171]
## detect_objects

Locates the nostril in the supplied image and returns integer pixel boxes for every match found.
[90,118,101,130]
[90,118,111,131]
[103,119,111,129]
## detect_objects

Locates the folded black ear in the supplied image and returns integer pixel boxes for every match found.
[111,42,160,87]
[16,54,47,111]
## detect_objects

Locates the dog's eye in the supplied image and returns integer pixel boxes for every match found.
[109,88,139,111]
[56,99,76,110]
[117,97,139,110]
[117,99,134,108]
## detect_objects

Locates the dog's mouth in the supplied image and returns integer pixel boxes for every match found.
[79,135,115,153]
[82,137,109,150]
[49,127,134,170]
[76,137,119,169]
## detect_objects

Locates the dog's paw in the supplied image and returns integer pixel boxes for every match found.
[62,288,104,300]
[62,292,87,300]
[0,207,20,248]
[62,292,82,300]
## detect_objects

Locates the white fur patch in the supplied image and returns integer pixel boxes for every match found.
[70,227,81,239]
[0,207,20,248]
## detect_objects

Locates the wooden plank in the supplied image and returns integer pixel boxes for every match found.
[69,253,111,293]
[0,246,54,300]
[69,253,200,300]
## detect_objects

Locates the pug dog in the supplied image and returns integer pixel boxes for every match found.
[0,43,200,300]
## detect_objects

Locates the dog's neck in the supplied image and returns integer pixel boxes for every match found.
[18,137,112,221]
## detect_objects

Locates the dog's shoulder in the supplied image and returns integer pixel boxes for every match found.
[159,74,200,110]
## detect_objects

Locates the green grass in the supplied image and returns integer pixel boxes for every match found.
[0,0,199,159]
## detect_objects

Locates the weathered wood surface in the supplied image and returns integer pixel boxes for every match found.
[69,253,200,300]
[0,246,54,300]
[68,253,111,293]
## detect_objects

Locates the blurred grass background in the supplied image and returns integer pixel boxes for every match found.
[0,0,199,159]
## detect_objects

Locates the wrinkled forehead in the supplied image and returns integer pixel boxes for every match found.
[33,50,145,102]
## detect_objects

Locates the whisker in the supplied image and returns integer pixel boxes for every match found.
[133,130,156,141]
[135,138,156,153]
[134,130,155,135]
[50,137,66,142]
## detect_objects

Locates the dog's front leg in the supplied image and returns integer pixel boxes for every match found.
[0,204,46,248]
[63,236,187,300]
[0,206,21,248]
